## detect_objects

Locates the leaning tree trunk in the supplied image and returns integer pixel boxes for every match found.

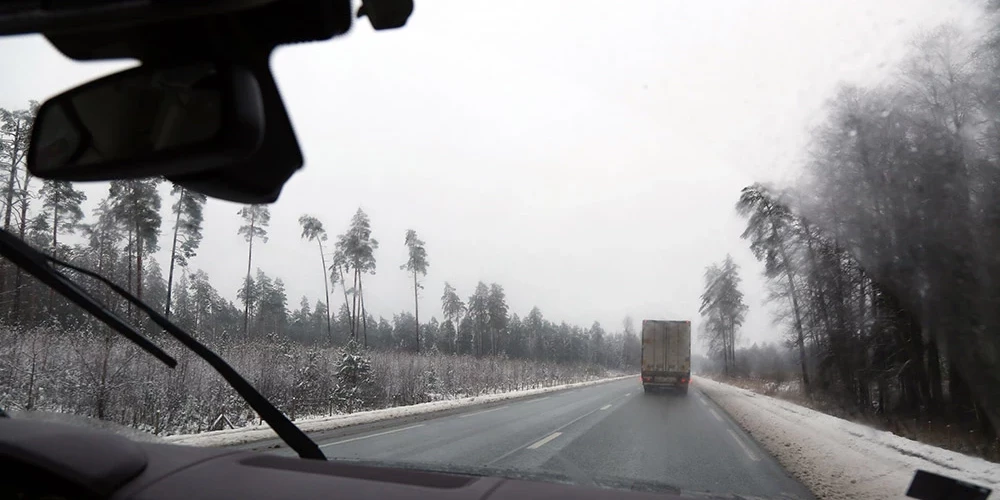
[243,220,255,338]
[413,270,420,353]
[136,222,144,302]
[2,160,16,230]
[359,277,368,348]
[351,268,359,341]
[49,208,59,313]
[165,191,184,317]
[317,239,332,342]
[0,131,23,312]
[12,171,31,321]
[126,227,134,320]
[337,265,352,339]
[777,233,810,393]
[728,323,736,375]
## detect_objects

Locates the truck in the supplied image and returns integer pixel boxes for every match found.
[640,319,691,394]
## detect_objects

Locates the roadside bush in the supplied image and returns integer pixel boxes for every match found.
[0,327,625,435]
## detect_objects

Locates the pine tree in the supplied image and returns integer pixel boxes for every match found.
[0,102,38,318]
[439,319,456,354]
[467,282,490,356]
[441,282,465,353]
[401,229,428,352]
[166,186,206,317]
[334,208,378,346]
[237,205,270,337]
[39,180,86,313]
[698,255,748,375]
[108,179,162,307]
[299,215,333,341]
[486,283,508,356]
[333,341,380,413]
[39,180,86,257]
[736,183,809,392]
[0,105,35,234]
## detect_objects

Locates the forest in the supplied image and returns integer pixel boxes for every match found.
[0,113,641,433]
[696,18,1000,459]
[5,9,1000,461]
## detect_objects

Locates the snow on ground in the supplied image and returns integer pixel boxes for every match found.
[695,376,1000,500]
[164,374,634,448]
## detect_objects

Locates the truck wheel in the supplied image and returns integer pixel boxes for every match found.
[642,385,650,393]
[679,386,688,395]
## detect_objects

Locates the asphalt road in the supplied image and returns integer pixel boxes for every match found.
[253,379,813,499]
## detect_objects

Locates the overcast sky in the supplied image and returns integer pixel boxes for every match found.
[0,0,985,351]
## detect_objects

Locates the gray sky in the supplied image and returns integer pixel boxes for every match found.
[0,0,985,351]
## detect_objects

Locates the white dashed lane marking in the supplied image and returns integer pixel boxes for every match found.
[321,424,425,447]
[527,432,562,449]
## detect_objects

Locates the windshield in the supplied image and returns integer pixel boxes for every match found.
[1,1,1000,499]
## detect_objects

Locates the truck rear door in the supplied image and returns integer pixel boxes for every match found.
[642,320,667,373]
[664,321,691,373]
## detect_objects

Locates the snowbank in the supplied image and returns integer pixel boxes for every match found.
[695,376,1000,500]
[164,374,634,448]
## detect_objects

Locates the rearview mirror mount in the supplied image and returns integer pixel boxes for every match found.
[28,62,265,182]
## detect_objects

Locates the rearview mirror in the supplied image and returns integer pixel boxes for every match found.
[28,63,265,181]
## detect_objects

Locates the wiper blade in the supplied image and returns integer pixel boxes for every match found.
[0,229,175,366]
[0,228,326,461]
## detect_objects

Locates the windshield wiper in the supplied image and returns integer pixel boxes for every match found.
[0,228,326,461]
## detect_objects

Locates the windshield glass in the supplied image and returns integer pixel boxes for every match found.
[1,1,1000,499]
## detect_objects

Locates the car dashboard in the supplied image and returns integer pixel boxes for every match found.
[2,417,709,500]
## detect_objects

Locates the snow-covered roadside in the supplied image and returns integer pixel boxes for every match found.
[695,377,1000,500]
[164,374,634,448]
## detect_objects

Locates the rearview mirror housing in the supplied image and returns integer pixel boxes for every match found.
[27,63,265,182]
[0,1,277,36]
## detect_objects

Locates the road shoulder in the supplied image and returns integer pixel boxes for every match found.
[163,374,635,449]
[695,376,1000,500]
